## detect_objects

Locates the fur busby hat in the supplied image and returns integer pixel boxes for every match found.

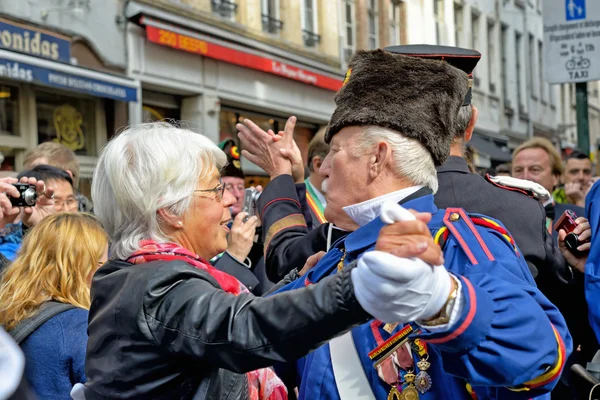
[326,49,469,166]
[218,138,244,179]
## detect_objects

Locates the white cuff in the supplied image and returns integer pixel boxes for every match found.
[417,275,464,332]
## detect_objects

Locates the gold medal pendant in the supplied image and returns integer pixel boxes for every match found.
[337,250,346,272]
[387,385,402,400]
[401,384,419,400]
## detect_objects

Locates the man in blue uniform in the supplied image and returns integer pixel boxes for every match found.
[259,49,571,399]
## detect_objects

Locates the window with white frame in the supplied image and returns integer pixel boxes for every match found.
[515,32,524,111]
[211,0,238,21]
[261,0,282,34]
[538,40,546,103]
[471,11,480,86]
[301,0,320,47]
[501,24,509,108]
[389,1,401,46]
[367,0,379,49]
[343,0,356,64]
[454,3,463,47]
[528,33,536,99]
[434,0,445,45]
[488,21,497,94]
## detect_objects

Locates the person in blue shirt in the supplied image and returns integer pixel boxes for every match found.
[584,179,600,343]
[239,47,572,400]
[0,213,108,400]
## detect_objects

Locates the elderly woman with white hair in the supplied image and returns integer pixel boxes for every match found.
[80,121,444,400]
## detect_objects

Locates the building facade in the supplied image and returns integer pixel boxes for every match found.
[0,0,138,195]
[124,0,349,181]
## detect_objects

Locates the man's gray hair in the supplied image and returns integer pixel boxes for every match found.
[353,126,439,193]
[92,122,227,259]
[455,105,473,138]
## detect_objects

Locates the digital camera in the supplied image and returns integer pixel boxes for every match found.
[554,209,589,257]
[9,183,38,207]
[242,188,261,219]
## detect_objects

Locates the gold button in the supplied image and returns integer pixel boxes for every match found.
[449,212,460,222]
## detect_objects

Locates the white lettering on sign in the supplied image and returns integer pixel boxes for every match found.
[47,72,127,98]
[543,0,600,84]
[0,62,33,81]
[271,61,318,85]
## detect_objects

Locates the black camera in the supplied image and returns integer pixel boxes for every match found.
[242,188,261,219]
[9,183,38,207]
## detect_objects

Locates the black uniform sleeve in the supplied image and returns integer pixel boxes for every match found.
[212,252,260,293]
[257,174,333,282]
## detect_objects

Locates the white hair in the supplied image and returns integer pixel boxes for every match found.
[92,122,227,259]
[353,126,439,193]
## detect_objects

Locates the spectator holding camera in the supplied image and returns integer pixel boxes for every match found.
[23,142,93,213]
[211,139,271,294]
[0,165,75,262]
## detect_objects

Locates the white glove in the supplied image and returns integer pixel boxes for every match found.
[351,202,452,324]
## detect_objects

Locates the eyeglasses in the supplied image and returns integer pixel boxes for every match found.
[194,179,226,202]
[54,199,79,209]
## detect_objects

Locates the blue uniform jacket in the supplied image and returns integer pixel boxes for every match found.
[585,180,600,344]
[272,193,571,400]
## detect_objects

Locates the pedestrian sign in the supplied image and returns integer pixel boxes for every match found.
[566,0,586,21]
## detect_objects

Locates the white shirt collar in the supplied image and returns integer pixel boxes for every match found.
[343,186,423,227]
[307,177,327,207]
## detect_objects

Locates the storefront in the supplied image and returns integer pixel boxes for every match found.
[468,132,513,171]
[125,2,342,180]
[0,17,139,195]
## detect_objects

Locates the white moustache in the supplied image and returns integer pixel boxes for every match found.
[321,179,328,194]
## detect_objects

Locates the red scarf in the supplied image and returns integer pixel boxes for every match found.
[128,240,287,400]
[128,240,243,294]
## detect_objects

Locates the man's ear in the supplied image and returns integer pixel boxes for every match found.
[312,156,323,172]
[370,141,390,177]
[66,170,74,179]
[464,105,479,143]
[157,208,182,230]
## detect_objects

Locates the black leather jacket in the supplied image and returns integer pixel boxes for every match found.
[83,259,369,399]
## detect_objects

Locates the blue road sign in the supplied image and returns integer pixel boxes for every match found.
[566,0,586,21]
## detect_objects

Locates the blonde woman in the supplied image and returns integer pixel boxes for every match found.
[0,213,108,400]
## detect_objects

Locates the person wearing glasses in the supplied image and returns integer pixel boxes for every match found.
[0,165,75,262]
[0,213,108,400]
[78,121,446,400]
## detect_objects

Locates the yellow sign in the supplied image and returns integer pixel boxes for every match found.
[53,104,84,151]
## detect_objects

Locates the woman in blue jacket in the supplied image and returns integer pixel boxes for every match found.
[0,213,108,400]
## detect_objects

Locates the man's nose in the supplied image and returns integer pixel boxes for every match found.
[223,190,236,207]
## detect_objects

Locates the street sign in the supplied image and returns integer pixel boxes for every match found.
[543,0,600,84]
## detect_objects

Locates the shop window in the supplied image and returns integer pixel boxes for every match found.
[219,108,317,172]
[0,147,16,172]
[0,85,19,136]
[142,105,181,123]
[36,91,97,156]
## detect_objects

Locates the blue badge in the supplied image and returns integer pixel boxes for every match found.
[566,0,586,21]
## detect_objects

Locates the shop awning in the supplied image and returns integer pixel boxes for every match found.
[0,49,139,102]
[468,134,513,163]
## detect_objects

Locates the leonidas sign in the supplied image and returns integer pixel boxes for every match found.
[145,25,343,92]
[543,0,600,84]
[0,18,71,64]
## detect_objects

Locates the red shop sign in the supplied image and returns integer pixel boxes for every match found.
[145,25,343,92]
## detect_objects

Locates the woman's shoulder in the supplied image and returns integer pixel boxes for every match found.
[21,306,88,351]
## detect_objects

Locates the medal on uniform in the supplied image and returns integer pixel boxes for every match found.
[412,339,432,395]
[387,385,402,400]
[337,250,346,272]
[401,371,419,400]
